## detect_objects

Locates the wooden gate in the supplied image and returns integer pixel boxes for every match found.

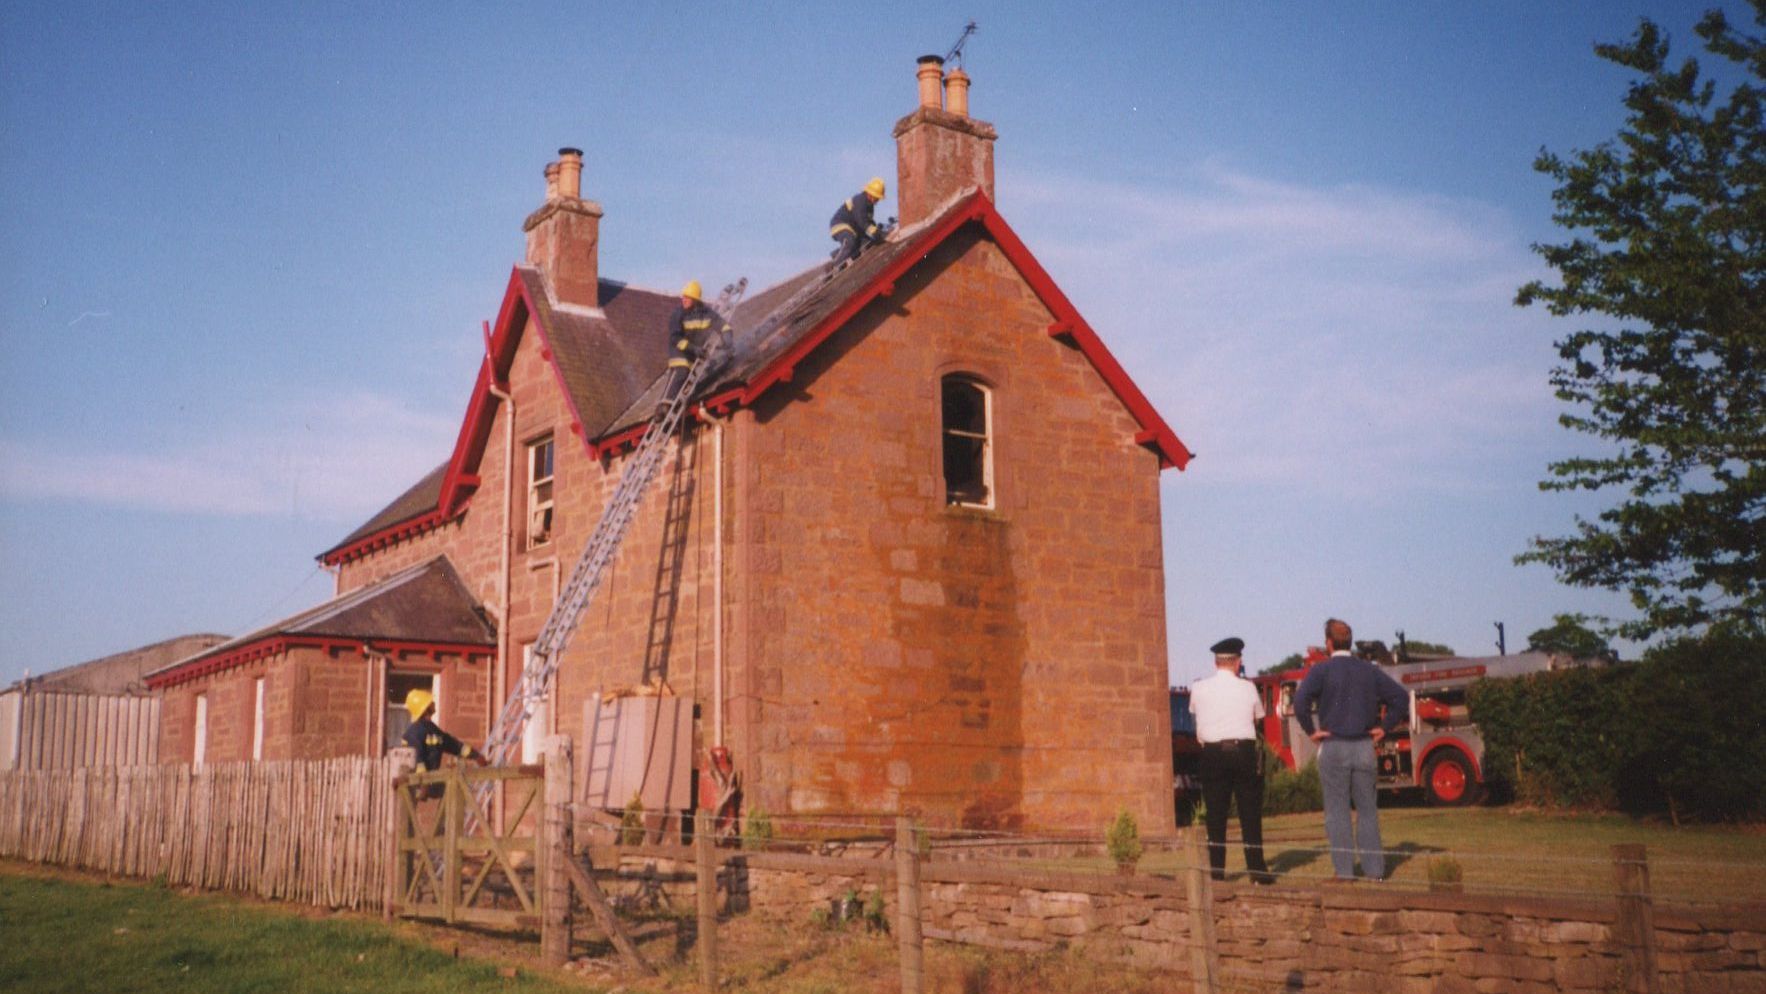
[394,764,546,927]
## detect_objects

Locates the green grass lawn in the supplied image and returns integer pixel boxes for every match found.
[1130,806,1766,903]
[0,869,591,994]
[996,805,1766,903]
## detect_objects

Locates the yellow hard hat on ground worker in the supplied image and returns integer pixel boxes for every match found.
[403,688,435,722]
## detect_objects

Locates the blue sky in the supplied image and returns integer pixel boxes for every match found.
[0,2,1724,687]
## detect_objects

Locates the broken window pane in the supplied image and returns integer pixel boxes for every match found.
[942,376,992,507]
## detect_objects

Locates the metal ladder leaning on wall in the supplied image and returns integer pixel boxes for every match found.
[479,278,747,769]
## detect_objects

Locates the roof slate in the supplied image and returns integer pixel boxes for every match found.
[148,556,495,680]
[326,191,1184,560]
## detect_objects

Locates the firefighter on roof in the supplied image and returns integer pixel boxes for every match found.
[400,688,484,775]
[656,280,729,420]
[829,177,889,265]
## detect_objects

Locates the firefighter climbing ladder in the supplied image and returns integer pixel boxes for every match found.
[480,278,747,768]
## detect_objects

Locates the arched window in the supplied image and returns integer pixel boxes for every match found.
[942,375,993,508]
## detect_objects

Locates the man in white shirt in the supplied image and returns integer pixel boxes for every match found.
[1189,637,1273,884]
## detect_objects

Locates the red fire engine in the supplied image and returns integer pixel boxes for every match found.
[1251,649,1583,805]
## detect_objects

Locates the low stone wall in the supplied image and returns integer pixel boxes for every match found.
[585,846,1766,993]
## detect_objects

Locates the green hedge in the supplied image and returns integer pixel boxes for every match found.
[1468,627,1766,821]
[1261,745,1322,815]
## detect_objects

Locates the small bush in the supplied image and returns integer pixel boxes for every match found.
[1427,854,1463,890]
[863,888,889,933]
[1105,808,1143,868]
[742,805,775,850]
[618,793,646,846]
[1263,755,1323,815]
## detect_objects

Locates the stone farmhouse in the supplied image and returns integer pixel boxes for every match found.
[147,58,1193,833]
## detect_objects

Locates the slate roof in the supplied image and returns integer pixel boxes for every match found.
[331,461,448,552]
[146,556,495,686]
[324,190,1188,563]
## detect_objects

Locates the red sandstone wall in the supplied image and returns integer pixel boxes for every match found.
[327,240,1173,836]
[729,230,1173,834]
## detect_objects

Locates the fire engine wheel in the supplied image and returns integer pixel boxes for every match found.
[1422,751,1477,807]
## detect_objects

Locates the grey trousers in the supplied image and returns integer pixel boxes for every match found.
[1317,737,1384,879]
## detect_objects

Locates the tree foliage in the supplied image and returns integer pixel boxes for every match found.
[1397,638,1456,660]
[1469,624,1766,820]
[1515,3,1766,638]
[1260,653,1305,676]
[1525,613,1618,660]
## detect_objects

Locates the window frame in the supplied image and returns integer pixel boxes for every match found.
[940,374,995,510]
[526,434,556,550]
[193,693,208,766]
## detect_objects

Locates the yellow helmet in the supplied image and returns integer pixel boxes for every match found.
[680,280,703,302]
[864,177,886,200]
[403,688,435,722]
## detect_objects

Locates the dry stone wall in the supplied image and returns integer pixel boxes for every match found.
[589,849,1765,993]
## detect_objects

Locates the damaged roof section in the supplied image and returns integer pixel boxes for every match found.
[325,188,1189,565]
[147,556,495,688]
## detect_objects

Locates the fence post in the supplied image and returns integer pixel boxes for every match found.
[385,748,414,919]
[442,769,461,923]
[695,808,719,990]
[895,815,924,994]
[542,736,574,967]
[1184,826,1219,994]
[1612,843,1659,994]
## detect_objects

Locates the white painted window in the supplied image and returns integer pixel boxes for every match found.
[251,677,265,762]
[527,436,555,548]
[193,693,208,766]
[521,643,549,765]
[942,375,993,508]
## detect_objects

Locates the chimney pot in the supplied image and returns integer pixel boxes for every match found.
[916,55,945,110]
[524,146,602,310]
[944,67,970,118]
[557,147,583,200]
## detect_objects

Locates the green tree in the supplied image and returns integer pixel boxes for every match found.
[1526,613,1617,661]
[1260,652,1305,676]
[1397,638,1456,660]
[1514,3,1766,639]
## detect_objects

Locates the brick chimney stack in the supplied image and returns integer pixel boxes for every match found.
[523,147,602,310]
[893,56,997,227]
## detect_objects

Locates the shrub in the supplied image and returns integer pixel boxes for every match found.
[742,805,775,850]
[1427,854,1463,891]
[1263,757,1322,815]
[1105,808,1143,868]
[618,792,646,845]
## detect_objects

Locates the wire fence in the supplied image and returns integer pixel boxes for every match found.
[3,756,1760,993]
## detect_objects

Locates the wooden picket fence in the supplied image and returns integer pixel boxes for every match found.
[0,756,395,910]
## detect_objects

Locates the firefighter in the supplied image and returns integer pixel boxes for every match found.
[400,688,484,776]
[1189,637,1274,884]
[829,177,888,265]
[656,280,727,420]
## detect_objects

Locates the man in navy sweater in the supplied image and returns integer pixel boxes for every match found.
[1292,618,1409,880]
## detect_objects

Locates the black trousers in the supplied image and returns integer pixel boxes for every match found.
[1199,740,1269,879]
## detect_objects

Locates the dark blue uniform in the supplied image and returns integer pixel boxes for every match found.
[656,302,727,418]
[829,191,884,264]
[401,715,474,773]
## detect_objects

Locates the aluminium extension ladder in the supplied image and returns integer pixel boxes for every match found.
[478,279,747,768]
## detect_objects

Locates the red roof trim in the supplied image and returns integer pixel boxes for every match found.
[715,191,1190,470]
[321,267,603,566]
[971,195,1193,470]
[145,635,494,690]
